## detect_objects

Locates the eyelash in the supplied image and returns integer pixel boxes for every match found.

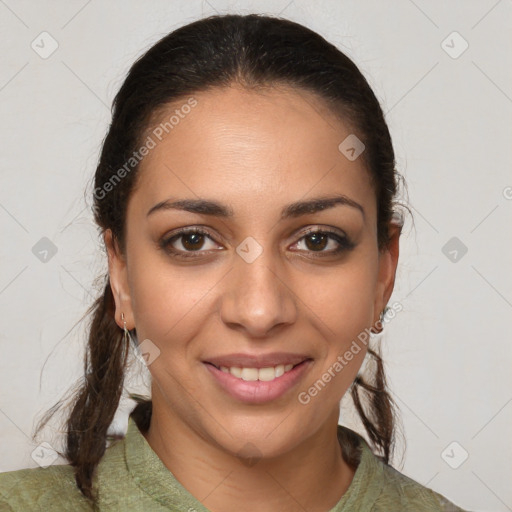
[159,226,355,260]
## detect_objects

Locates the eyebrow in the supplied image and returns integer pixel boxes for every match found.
[147,194,365,220]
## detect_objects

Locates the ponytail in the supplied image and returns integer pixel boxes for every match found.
[350,346,397,464]
[65,277,129,503]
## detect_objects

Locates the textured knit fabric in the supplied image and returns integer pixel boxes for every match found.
[0,416,468,511]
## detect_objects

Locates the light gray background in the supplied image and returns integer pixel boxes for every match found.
[1,1,511,511]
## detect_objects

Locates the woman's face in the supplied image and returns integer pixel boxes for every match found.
[107,84,399,458]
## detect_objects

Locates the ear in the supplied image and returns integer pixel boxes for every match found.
[104,229,135,330]
[373,222,401,325]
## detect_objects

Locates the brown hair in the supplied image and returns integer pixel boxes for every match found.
[36,13,405,505]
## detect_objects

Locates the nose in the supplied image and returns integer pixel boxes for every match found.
[219,250,298,338]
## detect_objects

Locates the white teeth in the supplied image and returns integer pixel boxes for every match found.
[241,368,259,381]
[217,363,297,381]
[259,367,277,381]
[230,366,242,378]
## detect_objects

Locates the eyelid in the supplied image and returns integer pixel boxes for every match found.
[289,226,354,253]
[287,224,348,244]
[297,225,348,239]
[158,226,223,258]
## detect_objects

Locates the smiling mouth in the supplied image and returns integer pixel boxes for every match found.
[205,359,312,382]
[204,358,313,404]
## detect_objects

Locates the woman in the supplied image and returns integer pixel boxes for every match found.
[0,13,468,511]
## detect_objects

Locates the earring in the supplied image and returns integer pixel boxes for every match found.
[371,310,386,334]
[121,312,138,348]
[121,312,130,345]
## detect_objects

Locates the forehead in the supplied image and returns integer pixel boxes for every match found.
[130,84,375,220]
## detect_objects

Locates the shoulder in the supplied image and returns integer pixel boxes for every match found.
[0,463,92,511]
[373,461,468,511]
[0,432,130,511]
[339,427,469,512]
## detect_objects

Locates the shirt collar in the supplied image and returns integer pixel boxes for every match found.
[124,415,383,511]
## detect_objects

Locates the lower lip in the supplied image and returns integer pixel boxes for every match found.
[204,360,312,404]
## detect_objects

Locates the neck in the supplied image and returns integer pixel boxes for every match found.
[142,395,356,512]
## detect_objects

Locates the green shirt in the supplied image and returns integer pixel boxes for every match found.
[0,416,468,511]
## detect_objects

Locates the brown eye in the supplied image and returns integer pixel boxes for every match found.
[304,232,329,251]
[181,232,206,251]
[160,227,223,259]
[292,228,355,256]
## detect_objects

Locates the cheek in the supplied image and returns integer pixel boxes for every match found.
[126,249,218,350]
[127,233,379,369]
[300,255,377,384]
[301,255,378,337]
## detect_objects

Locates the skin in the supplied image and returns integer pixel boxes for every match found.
[105,83,400,512]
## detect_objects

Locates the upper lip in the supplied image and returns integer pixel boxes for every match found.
[204,352,311,369]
